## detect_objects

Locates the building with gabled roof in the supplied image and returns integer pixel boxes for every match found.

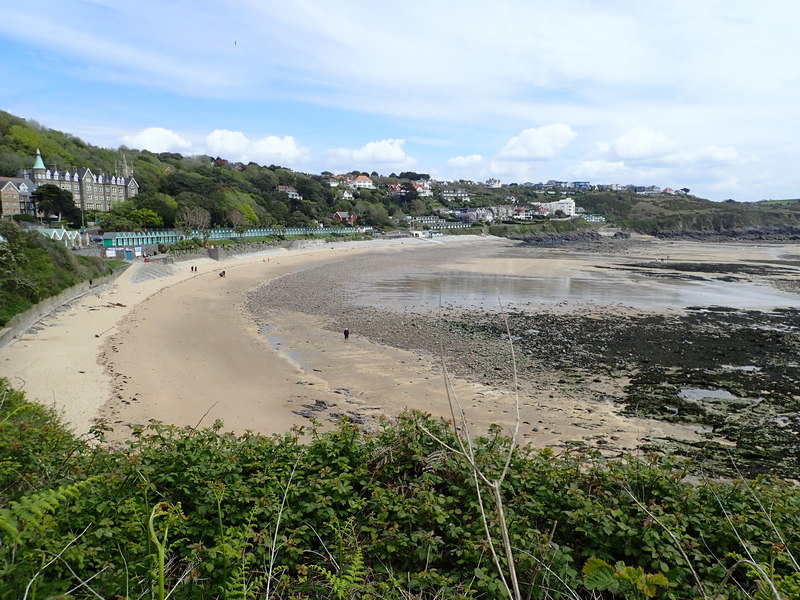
[277,185,302,200]
[331,211,357,225]
[0,177,36,217]
[350,175,374,189]
[20,148,138,213]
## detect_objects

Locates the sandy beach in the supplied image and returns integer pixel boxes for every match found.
[2,234,799,457]
[1,237,500,441]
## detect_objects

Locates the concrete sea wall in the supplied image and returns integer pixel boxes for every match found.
[0,265,129,348]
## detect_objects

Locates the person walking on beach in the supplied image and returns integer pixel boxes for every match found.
[343,328,350,341]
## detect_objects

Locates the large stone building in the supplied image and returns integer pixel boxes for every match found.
[0,177,36,217]
[0,149,139,218]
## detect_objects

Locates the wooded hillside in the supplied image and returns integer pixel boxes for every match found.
[3,110,799,232]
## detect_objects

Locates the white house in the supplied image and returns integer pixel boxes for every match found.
[413,181,433,197]
[277,186,303,200]
[535,198,576,216]
[351,175,375,190]
[442,188,470,202]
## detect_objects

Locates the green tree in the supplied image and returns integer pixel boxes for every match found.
[129,208,164,228]
[31,184,80,224]
[410,198,427,216]
[237,203,259,226]
[99,212,138,231]
[134,192,178,227]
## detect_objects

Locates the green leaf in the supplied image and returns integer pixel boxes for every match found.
[583,558,620,593]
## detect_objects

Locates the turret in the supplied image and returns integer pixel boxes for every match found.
[31,149,47,186]
[33,148,46,171]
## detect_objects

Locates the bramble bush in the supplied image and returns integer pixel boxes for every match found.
[1,377,798,599]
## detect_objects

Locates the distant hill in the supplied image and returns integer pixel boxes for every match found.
[574,191,800,231]
[2,110,799,232]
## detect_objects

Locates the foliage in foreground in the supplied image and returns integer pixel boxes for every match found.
[1,378,798,599]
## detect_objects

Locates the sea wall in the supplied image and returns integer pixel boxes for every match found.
[203,238,353,261]
[0,264,129,348]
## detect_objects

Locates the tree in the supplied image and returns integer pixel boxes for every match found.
[237,203,259,226]
[401,182,420,204]
[227,209,245,228]
[176,205,211,230]
[410,198,427,216]
[99,213,138,232]
[31,184,79,224]
[399,171,430,181]
[129,208,164,229]
[134,192,178,227]
[365,203,390,226]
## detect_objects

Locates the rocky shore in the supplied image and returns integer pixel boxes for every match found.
[652,225,800,241]
[247,238,800,477]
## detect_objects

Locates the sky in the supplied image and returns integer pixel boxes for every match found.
[2,0,799,201]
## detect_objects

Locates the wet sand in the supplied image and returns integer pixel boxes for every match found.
[2,235,798,456]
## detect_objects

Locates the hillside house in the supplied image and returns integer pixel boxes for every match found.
[635,186,662,195]
[442,188,470,202]
[535,198,576,216]
[351,175,375,190]
[413,181,433,197]
[277,185,302,200]
[331,211,357,225]
[459,207,494,223]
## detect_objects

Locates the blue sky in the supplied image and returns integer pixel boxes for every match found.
[2,0,799,201]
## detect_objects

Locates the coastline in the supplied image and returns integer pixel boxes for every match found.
[2,235,799,463]
[0,236,494,440]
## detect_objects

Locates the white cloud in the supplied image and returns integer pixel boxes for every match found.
[205,130,249,157]
[9,1,800,201]
[663,145,741,166]
[565,160,629,180]
[488,160,535,182]
[497,124,577,160]
[596,128,744,175]
[120,127,192,153]
[205,130,310,165]
[599,127,678,160]
[447,154,484,168]
[326,139,416,169]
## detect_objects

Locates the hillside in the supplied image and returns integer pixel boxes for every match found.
[0,220,119,326]
[573,190,800,231]
[3,110,800,232]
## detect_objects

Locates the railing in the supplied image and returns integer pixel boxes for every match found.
[103,226,366,246]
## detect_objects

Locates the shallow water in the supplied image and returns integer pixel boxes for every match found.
[679,388,739,401]
[352,248,800,312]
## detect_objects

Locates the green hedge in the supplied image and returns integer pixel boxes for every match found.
[2,378,799,598]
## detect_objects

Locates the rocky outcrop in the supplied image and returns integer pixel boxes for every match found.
[513,230,603,246]
[652,226,800,241]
